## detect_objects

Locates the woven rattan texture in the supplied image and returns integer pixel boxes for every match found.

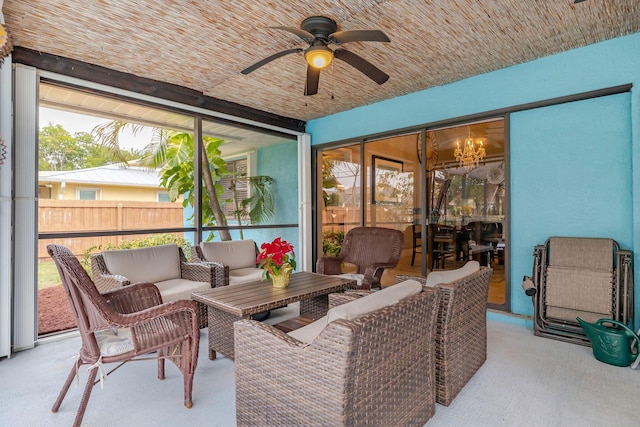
[91,247,216,328]
[191,246,232,287]
[47,244,200,427]
[194,272,356,359]
[234,287,440,426]
[317,226,404,290]
[6,1,638,121]
[398,267,492,406]
[328,290,371,309]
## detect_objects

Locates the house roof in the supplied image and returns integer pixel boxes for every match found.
[3,1,639,122]
[39,164,163,188]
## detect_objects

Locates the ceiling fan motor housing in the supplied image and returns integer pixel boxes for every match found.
[301,16,337,41]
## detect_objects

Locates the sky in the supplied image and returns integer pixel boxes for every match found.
[39,107,153,151]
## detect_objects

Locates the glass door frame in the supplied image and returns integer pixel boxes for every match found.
[312,116,510,313]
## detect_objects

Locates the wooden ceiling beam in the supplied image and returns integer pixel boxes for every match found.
[12,47,306,133]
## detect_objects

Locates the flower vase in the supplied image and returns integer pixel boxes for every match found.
[271,263,293,288]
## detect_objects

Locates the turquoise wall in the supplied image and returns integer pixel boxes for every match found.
[250,139,299,257]
[185,139,299,266]
[510,94,633,316]
[306,33,640,327]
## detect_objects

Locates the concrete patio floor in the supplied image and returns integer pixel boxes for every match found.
[1,305,638,426]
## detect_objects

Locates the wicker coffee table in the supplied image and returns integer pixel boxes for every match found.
[192,271,356,360]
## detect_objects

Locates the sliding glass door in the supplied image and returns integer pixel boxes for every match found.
[317,144,361,257]
[315,118,508,309]
[425,120,506,307]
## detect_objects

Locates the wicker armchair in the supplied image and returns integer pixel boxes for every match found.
[398,264,493,406]
[316,226,404,290]
[91,244,217,328]
[234,285,440,427]
[47,245,200,427]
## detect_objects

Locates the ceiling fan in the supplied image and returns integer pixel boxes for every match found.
[241,15,391,96]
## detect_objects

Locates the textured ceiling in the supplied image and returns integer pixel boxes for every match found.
[3,0,640,123]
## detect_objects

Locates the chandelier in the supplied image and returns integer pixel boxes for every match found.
[454,129,486,170]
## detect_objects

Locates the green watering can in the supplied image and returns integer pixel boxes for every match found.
[577,317,639,367]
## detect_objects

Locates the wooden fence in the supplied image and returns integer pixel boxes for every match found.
[39,202,410,259]
[38,200,184,259]
[321,205,410,231]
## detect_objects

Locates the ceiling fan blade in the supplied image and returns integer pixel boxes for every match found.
[330,30,390,44]
[241,48,303,74]
[270,26,315,43]
[305,65,320,96]
[334,48,389,85]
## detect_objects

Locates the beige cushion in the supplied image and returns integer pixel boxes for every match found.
[103,244,181,284]
[229,267,264,285]
[287,315,329,343]
[95,328,134,356]
[288,279,423,343]
[154,279,211,302]
[425,261,480,286]
[200,240,257,271]
[327,279,423,322]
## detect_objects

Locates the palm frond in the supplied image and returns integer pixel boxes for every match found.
[242,176,274,224]
[92,120,146,164]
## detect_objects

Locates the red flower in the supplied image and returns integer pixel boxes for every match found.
[257,237,296,280]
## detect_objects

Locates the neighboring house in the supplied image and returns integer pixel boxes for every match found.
[36,164,184,260]
[38,163,177,203]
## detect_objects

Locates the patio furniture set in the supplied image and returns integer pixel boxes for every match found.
[46,226,493,426]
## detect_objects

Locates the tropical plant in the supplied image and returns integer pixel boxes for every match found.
[322,231,345,256]
[146,131,233,241]
[92,121,274,241]
[322,158,339,207]
[230,175,274,240]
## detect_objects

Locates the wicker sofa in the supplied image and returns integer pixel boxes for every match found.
[190,239,263,286]
[398,261,493,406]
[91,244,217,328]
[234,280,441,427]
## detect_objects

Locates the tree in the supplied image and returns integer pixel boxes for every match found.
[144,131,233,241]
[321,158,338,207]
[92,121,274,241]
[230,175,274,240]
[79,131,139,167]
[39,123,137,170]
[39,123,85,170]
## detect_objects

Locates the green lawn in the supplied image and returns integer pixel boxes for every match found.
[38,260,62,289]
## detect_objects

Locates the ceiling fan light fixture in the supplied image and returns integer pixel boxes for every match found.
[242,15,389,95]
[305,45,333,69]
